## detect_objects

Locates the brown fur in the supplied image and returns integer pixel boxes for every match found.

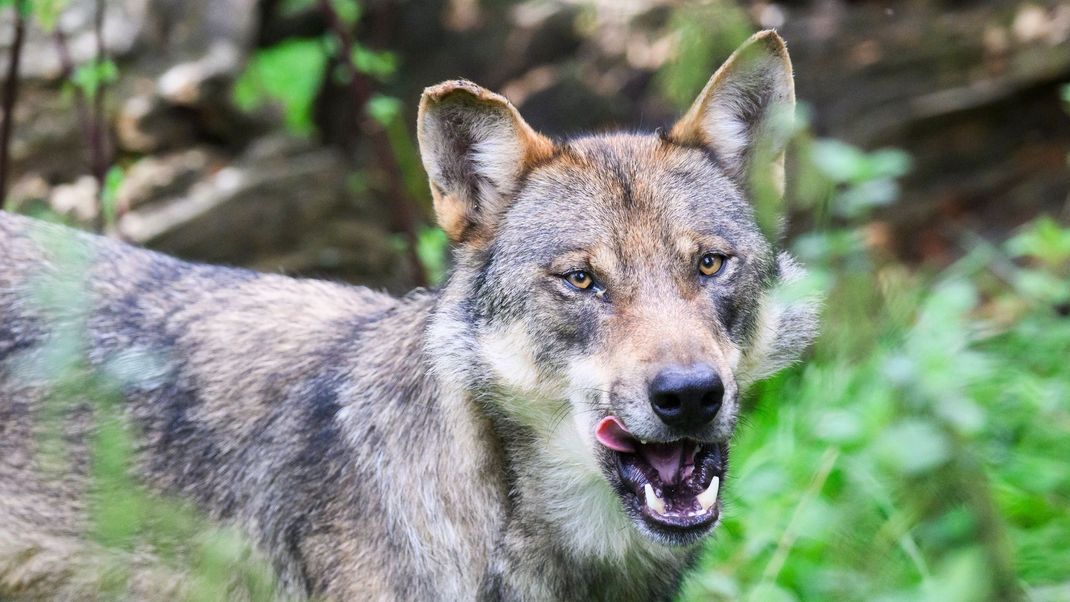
[0,30,817,601]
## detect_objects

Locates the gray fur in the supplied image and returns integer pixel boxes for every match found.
[0,30,817,601]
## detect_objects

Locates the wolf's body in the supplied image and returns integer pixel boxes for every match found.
[1,213,667,600]
[0,31,817,601]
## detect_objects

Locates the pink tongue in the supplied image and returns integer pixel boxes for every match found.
[594,417,691,484]
[641,442,686,484]
[594,417,637,453]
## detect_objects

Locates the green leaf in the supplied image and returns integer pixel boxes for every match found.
[351,45,397,79]
[100,164,124,230]
[366,94,402,126]
[655,1,751,110]
[31,0,67,29]
[866,148,913,179]
[814,409,863,445]
[876,419,951,475]
[331,0,361,26]
[233,38,329,135]
[71,59,119,97]
[416,226,449,285]
[1007,216,1070,265]
[810,139,867,183]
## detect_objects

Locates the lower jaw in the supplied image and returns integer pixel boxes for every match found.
[642,504,719,532]
[633,503,720,545]
[620,478,723,543]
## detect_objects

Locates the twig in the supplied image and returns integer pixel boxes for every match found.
[955,454,1023,601]
[316,0,428,287]
[52,28,95,175]
[90,0,111,232]
[0,0,29,208]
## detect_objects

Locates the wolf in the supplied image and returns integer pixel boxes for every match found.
[0,30,817,601]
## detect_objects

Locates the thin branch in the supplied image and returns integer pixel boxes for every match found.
[90,0,111,232]
[52,28,95,174]
[316,0,428,287]
[0,0,29,208]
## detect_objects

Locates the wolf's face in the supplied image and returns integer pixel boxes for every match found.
[420,32,817,549]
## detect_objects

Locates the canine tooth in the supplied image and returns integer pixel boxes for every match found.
[644,483,666,515]
[696,476,720,512]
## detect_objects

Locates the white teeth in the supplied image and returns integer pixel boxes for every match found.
[696,476,720,512]
[639,439,648,445]
[644,483,667,515]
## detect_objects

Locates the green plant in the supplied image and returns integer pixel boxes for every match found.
[233,38,330,135]
[23,227,282,599]
[674,109,1069,602]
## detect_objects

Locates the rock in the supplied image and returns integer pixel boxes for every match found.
[113,134,412,290]
[8,89,86,183]
[49,176,99,224]
[142,0,258,63]
[5,175,52,214]
[140,0,258,110]
[115,148,221,211]
[156,43,243,106]
[118,145,348,263]
[115,94,198,153]
[249,218,400,287]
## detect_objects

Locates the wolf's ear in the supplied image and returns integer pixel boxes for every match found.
[669,30,795,198]
[417,80,555,244]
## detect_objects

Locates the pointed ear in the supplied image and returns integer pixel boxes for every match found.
[669,30,795,198]
[417,80,555,244]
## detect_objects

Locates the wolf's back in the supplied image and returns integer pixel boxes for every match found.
[0,211,411,598]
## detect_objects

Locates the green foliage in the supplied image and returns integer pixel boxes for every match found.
[23,227,282,599]
[233,38,329,135]
[71,59,119,98]
[676,120,1070,601]
[784,106,914,226]
[331,0,362,27]
[100,164,124,230]
[30,0,66,30]
[368,93,428,205]
[350,45,397,80]
[656,1,751,111]
[808,139,912,219]
[680,229,1070,600]
[366,94,401,126]
[1005,217,1070,306]
[1008,216,1070,266]
[416,226,450,285]
[0,0,31,19]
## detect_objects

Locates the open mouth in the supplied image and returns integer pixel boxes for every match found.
[595,416,726,539]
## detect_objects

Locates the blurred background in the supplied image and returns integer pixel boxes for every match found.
[1,0,1068,600]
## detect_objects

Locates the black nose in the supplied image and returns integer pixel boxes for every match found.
[648,365,724,429]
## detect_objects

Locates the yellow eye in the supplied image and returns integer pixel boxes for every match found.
[565,270,593,290]
[699,253,726,277]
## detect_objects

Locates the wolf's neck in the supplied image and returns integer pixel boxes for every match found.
[424,294,693,599]
[471,395,692,600]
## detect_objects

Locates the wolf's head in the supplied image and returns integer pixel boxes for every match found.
[419,31,818,550]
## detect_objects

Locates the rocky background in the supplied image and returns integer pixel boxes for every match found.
[2,0,1069,292]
